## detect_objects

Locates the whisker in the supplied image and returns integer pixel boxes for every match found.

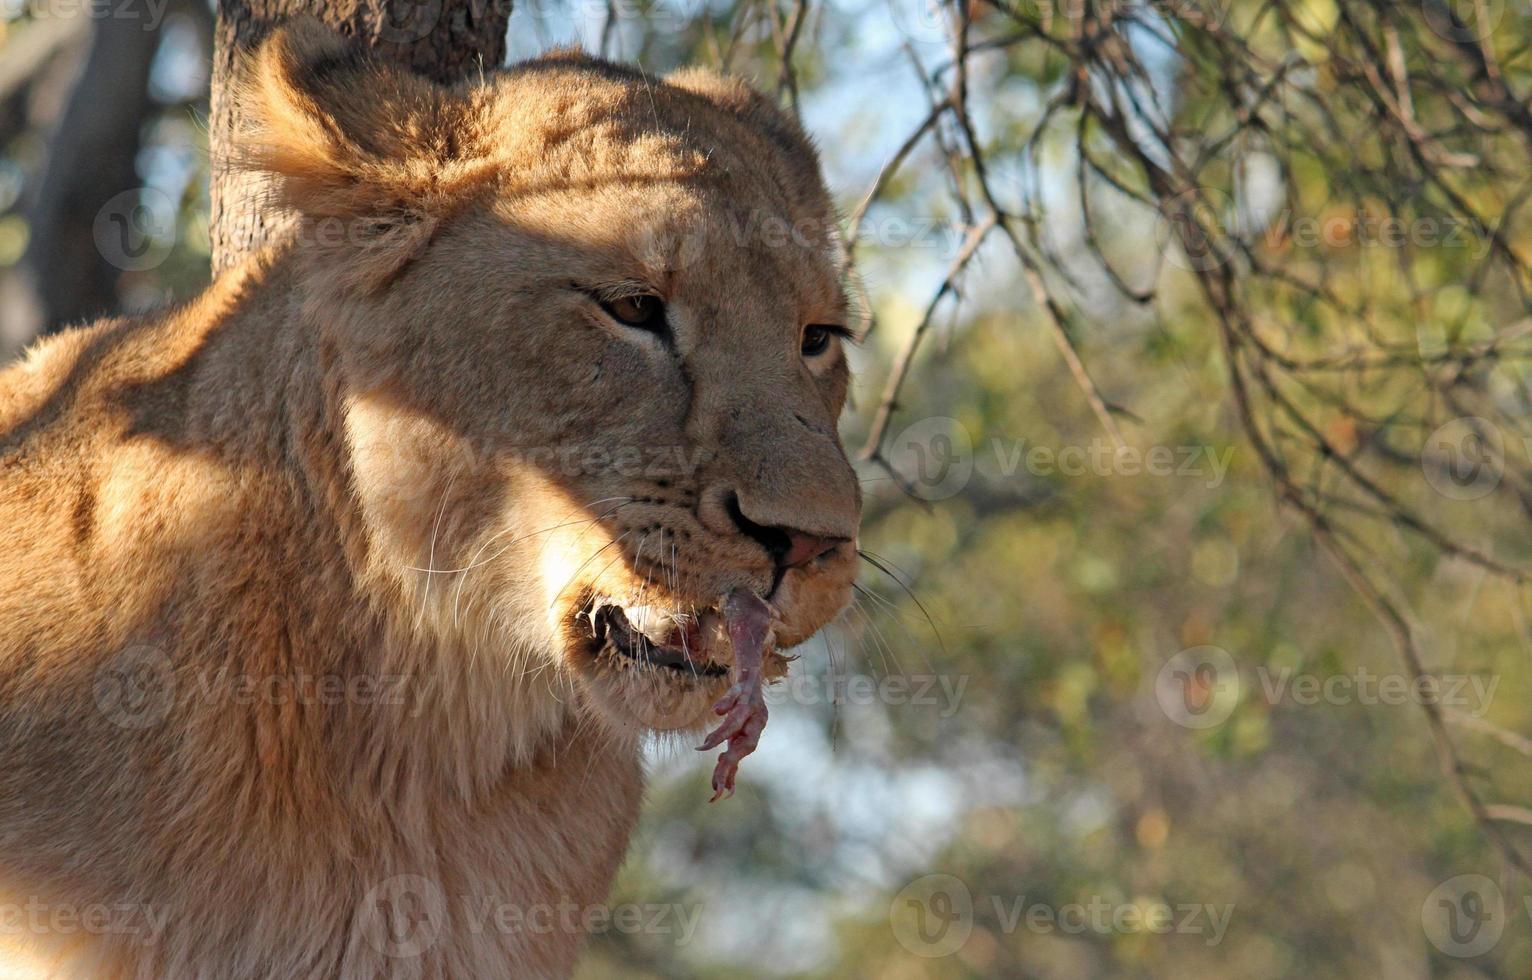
[415,472,459,632]
[849,596,903,678]
[449,502,635,626]
[852,579,905,620]
[548,531,633,612]
[408,500,636,576]
[824,624,844,751]
[857,549,947,658]
[856,547,922,584]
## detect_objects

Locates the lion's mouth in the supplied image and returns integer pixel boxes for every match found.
[584,601,730,678]
[574,588,781,798]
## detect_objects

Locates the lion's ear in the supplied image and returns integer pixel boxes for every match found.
[238,19,494,285]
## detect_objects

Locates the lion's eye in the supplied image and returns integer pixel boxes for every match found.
[601,294,667,332]
[801,324,844,358]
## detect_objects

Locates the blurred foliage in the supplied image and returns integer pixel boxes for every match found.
[581,2,1532,978]
[7,0,1532,976]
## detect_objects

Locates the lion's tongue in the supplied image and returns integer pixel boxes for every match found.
[697,588,773,801]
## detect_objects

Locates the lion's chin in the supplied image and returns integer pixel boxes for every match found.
[578,671,727,733]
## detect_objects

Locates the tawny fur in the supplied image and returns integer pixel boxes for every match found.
[0,21,860,979]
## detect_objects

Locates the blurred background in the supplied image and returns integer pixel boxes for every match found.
[5,0,1532,976]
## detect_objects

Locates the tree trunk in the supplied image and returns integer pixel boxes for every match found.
[208,0,513,274]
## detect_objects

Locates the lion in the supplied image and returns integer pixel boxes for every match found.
[0,21,860,979]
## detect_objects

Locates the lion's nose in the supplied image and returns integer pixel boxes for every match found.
[725,492,850,569]
[780,531,845,568]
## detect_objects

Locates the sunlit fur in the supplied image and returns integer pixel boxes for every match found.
[0,20,860,979]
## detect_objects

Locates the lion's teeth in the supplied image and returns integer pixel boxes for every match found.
[624,605,675,643]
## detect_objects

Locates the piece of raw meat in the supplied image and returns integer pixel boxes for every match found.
[697,588,774,801]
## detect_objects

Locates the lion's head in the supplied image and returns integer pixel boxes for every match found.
[242,23,861,737]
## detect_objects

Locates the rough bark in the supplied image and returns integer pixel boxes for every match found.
[209,0,513,274]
